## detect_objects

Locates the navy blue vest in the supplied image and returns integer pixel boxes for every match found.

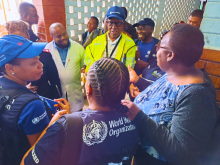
[0,78,51,165]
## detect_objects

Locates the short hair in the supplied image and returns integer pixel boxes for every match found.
[190,9,204,19]
[90,16,99,25]
[169,24,204,66]
[87,58,129,110]
[122,7,127,17]
[5,20,29,34]
[19,2,35,16]
[0,58,20,75]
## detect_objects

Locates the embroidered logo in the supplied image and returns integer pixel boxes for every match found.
[83,120,108,146]
[17,42,23,46]
[110,12,120,14]
[43,49,50,53]
[32,117,40,124]
[32,111,47,124]
[145,54,149,58]
[152,71,162,78]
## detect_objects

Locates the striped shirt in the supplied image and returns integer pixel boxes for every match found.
[103,33,121,58]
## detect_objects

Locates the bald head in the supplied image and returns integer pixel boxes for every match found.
[49,23,65,35]
[49,23,69,48]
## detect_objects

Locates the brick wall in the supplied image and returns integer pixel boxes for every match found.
[33,0,66,42]
[195,49,220,104]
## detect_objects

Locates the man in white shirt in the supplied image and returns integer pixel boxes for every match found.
[46,23,85,112]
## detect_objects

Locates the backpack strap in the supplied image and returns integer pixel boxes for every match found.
[60,112,83,165]
[0,87,53,120]
[0,87,34,111]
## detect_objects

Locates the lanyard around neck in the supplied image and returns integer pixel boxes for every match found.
[105,35,122,58]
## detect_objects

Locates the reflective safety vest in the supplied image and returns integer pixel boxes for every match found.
[84,32,136,72]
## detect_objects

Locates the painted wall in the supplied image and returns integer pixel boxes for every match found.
[196,0,220,104]
[65,0,200,43]
[200,0,220,50]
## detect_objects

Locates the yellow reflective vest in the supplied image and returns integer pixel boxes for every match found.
[84,32,136,72]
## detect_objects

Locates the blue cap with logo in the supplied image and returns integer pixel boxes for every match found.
[0,35,47,67]
[106,6,125,21]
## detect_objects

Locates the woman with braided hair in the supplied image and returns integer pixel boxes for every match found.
[21,58,139,165]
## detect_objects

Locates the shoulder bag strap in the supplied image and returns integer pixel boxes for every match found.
[61,112,83,165]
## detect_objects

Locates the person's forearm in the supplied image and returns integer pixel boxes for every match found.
[133,86,217,165]
[133,111,191,164]
[134,77,152,92]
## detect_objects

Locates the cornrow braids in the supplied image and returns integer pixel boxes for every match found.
[5,20,29,34]
[88,58,129,109]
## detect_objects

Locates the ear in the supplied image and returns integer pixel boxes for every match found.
[50,32,54,38]
[5,64,16,75]
[22,14,29,21]
[150,27,154,33]
[167,51,175,61]
[85,83,92,96]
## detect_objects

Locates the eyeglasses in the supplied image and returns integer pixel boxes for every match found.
[106,21,124,27]
[155,44,172,52]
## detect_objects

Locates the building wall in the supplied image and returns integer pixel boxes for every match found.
[33,0,66,42]
[198,0,220,104]
[65,0,200,43]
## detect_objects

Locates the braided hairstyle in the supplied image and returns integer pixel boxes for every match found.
[5,20,29,34]
[87,58,129,110]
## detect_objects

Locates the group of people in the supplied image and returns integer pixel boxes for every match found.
[0,1,219,165]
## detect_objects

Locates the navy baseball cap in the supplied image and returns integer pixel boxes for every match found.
[106,6,125,21]
[133,18,155,28]
[0,35,47,67]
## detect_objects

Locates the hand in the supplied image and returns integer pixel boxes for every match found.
[26,83,38,93]
[129,84,140,98]
[133,89,141,97]
[128,65,139,84]
[121,100,140,121]
[135,60,148,69]
[54,98,70,114]
[48,110,67,127]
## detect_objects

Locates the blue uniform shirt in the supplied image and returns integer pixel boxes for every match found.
[23,109,139,165]
[78,109,139,165]
[18,99,50,135]
[54,40,71,66]
[138,38,154,62]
